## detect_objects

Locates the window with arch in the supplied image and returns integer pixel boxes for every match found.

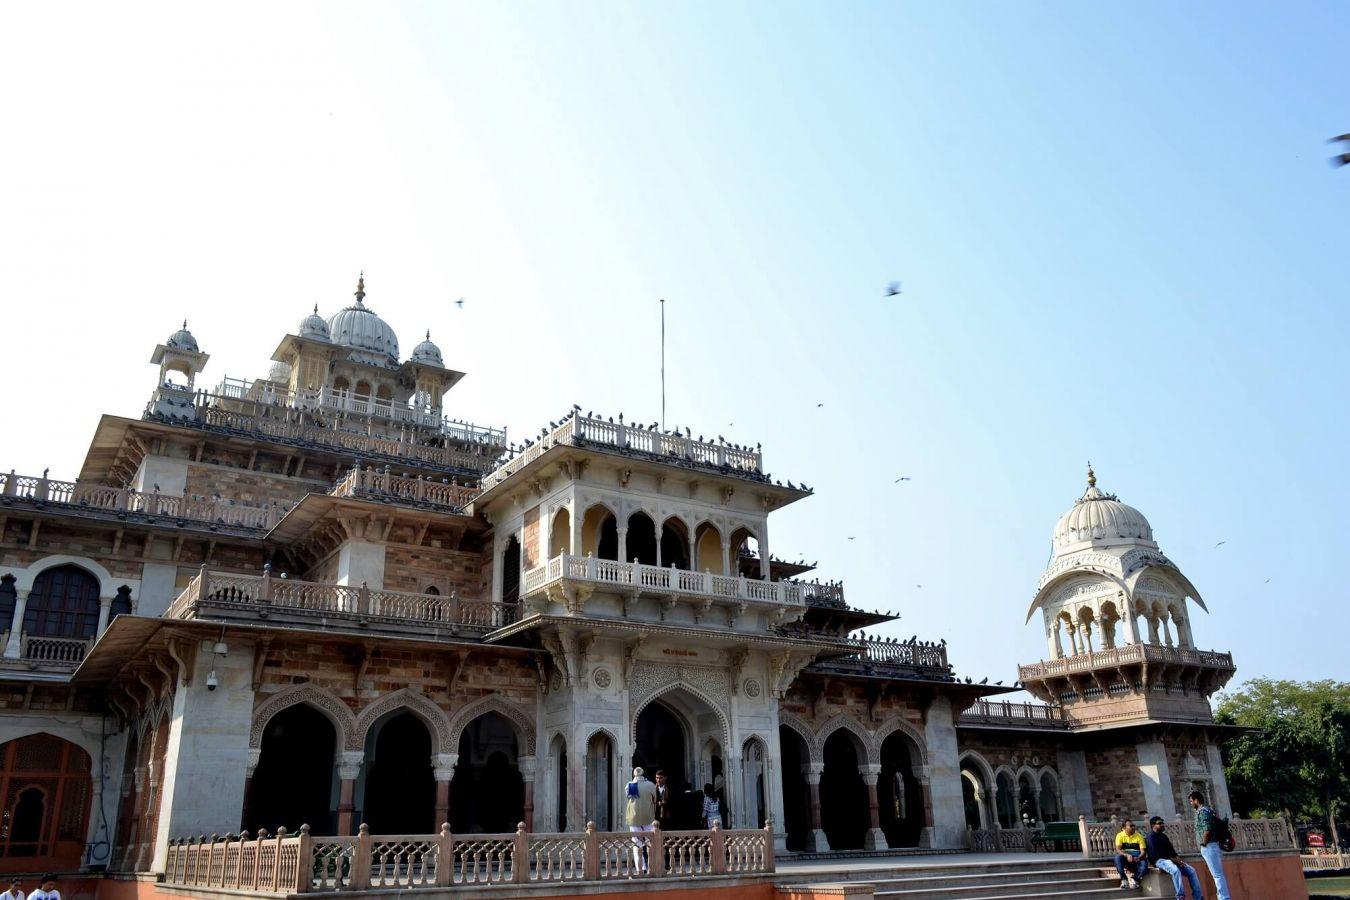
[0,733,93,867]
[0,575,16,627]
[25,566,102,639]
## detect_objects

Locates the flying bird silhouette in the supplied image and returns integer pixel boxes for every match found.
[454,298,465,308]
[895,476,912,483]
[885,281,902,297]
[1331,133,1350,167]
[1214,541,1227,548]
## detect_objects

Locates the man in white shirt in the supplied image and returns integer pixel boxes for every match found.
[28,876,58,900]
[2,877,25,900]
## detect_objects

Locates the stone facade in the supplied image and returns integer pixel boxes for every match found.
[0,293,1237,878]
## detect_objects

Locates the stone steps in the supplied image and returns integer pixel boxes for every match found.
[789,857,1131,900]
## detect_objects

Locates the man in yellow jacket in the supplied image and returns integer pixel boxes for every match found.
[1114,820,1148,890]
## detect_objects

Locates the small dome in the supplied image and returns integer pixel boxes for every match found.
[166,320,198,352]
[411,330,443,366]
[326,274,399,363]
[267,360,292,383]
[298,304,330,341]
[1052,467,1154,552]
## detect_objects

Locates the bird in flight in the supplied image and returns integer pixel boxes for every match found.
[1331,133,1350,167]
[916,584,923,589]
[895,476,912,483]
[885,281,902,297]
[816,403,824,408]
[847,536,856,540]
[1264,578,1272,584]
[1214,541,1226,549]
[454,298,465,308]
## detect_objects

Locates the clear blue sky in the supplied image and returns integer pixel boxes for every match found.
[2,2,1346,688]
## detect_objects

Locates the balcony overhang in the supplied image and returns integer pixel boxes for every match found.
[265,492,482,546]
[482,612,839,653]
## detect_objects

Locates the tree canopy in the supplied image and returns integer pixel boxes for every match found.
[1215,678,1349,844]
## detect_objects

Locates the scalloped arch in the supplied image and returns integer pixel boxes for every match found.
[251,684,356,751]
[813,714,877,765]
[777,712,817,762]
[353,687,454,754]
[447,695,537,755]
[873,717,929,766]
[630,682,730,748]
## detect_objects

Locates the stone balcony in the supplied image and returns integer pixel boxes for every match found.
[0,631,91,676]
[520,553,809,628]
[329,465,478,513]
[1,468,285,533]
[802,634,954,682]
[1018,643,1237,710]
[166,567,517,638]
[482,413,771,490]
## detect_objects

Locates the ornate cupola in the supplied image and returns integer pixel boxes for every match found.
[1018,467,1235,728]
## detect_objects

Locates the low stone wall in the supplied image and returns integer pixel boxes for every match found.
[1136,850,1307,900]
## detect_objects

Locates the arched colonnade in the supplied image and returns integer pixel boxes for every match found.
[958,751,1061,830]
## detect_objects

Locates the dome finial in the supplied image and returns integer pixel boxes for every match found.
[182,319,188,330]
[355,271,366,304]
[426,329,431,340]
[1086,462,1096,488]
[313,303,319,315]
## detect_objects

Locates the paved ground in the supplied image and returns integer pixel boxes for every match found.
[775,851,1082,877]
[1308,875,1350,897]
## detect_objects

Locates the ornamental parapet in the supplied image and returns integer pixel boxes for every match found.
[958,699,1068,729]
[1018,643,1235,681]
[802,634,953,681]
[482,413,770,490]
[1,468,285,532]
[330,465,478,512]
[145,382,503,478]
[167,566,516,637]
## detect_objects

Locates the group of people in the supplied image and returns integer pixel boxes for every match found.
[1,875,61,900]
[623,767,725,874]
[1112,792,1233,900]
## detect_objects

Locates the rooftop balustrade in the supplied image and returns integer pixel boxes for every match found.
[958,699,1067,728]
[482,413,766,490]
[211,375,507,446]
[522,553,809,610]
[1018,643,1235,681]
[162,820,774,892]
[330,465,478,511]
[167,567,516,636]
[1,469,285,531]
[0,631,92,673]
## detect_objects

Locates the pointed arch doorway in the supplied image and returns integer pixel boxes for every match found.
[633,686,726,829]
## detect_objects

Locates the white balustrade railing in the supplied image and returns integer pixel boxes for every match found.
[849,636,949,670]
[1074,815,1294,859]
[169,568,517,630]
[1019,644,1236,680]
[165,822,773,891]
[19,634,92,664]
[522,554,806,607]
[961,699,1065,724]
[482,415,763,490]
[1,469,285,531]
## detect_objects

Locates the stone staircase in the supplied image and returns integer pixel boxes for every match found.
[791,857,1134,900]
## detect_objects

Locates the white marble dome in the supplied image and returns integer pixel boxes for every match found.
[411,331,443,366]
[326,275,399,362]
[166,321,198,352]
[298,305,331,341]
[1052,468,1154,552]
[267,360,292,383]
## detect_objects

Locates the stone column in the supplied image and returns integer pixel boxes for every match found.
[1160,613,1174,647]
[803,763,828,852]
[688,534,698,571]
[720,541,731,576]
[519,755,536,830]
[152,639,257,871]
[569,505,582,557]
[922,696,968,849]
[240,748,261,831]
[1205,743,1232,815]
[567,748,586,834]
[96,595,114,637]
[859,764,886,850]
[4,590,30,658]
[1122,597,1139,645]
[616,525,628,563]
[338,751,364,834]
[432,753,457,828]
[1146,615,1160,643]
[1049,615,1063,659]
[1135,740,1177,817]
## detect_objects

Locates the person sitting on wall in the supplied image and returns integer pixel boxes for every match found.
[1145,816,1205,900]
[1113,819,1148,890]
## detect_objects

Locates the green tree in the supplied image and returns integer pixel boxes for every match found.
[1215,678,1350,848]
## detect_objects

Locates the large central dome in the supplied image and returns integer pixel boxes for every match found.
[326,275,399,362]
[1052,467,1154,552]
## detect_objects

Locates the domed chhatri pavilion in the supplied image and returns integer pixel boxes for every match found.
[0,275,1240,880]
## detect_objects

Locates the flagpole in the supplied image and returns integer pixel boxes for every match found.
[660,298,666,431]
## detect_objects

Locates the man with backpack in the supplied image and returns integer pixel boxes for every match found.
[1189,790,1231,900]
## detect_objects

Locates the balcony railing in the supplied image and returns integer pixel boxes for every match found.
[211,376,507,446]
[846,635,949,670]
[168,567,516,633]
[482,414,763,490]
[0,633,92,670]
[331,465,478,511]
[522,554,807,608]
[163,821,774,893]
[959,699,1066,727]
[1018,643,1235,680]
[1077,815,1293,858]
[1,469,285,531]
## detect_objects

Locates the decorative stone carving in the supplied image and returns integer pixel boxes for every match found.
[352,687,454,754]
[592,668,612,689]
[743,679,761,698]
[627,660,730,742]
[250,683,357,750]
